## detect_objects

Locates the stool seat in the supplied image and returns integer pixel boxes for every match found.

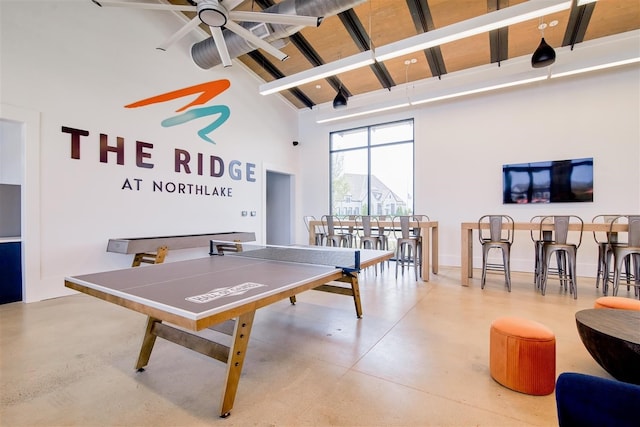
[490,316,556,395]
[594,296,640,311]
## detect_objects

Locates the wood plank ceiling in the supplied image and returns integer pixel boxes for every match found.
[168,0,640,109]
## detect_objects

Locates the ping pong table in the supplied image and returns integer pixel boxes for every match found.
[64,243,392,418]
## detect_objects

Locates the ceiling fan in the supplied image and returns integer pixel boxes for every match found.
[91,0,323,67]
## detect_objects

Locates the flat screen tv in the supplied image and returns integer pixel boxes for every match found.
[503,157,593,204]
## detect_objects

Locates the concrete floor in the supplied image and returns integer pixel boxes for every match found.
[0,265,626,426]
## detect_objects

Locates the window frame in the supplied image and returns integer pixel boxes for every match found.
[329,118,415,216]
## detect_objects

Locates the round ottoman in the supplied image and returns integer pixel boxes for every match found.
[490,316,556,395]
[594,296,640,311]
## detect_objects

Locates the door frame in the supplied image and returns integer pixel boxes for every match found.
[262,163,295,246]
[0,104,41,303]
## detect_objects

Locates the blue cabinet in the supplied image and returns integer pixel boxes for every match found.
[0,242,22,304]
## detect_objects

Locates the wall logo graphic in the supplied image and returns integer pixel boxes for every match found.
[125,79,231,144]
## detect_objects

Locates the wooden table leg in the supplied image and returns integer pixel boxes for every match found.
[133,313,257,418]
[461,228,473,286]
[432,225,438,275]
[132,246,168,267]
[135,316,160,370]
[422,231,431,282]
[219,311,256,418]
[344,273,362,319]
[314,272,363,318]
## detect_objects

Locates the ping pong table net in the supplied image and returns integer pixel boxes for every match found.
[209,241,361,272]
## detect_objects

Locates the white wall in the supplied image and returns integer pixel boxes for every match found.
[1,0,299,301]
[297,65,640,277]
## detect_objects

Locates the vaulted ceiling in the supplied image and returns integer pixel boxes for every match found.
[166,0,638,109]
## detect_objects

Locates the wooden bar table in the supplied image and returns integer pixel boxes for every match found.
[460,222,629,286]
[309,219,439,282]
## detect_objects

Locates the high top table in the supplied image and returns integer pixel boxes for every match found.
[308,218,438,281]
[460,222,629,286]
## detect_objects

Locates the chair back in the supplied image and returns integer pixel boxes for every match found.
[375,216,389,230]
[540,215,584,247]
[610,215,640,247]
[478,215,514,244]
[392,215,423,239]
[345,215,357,235]
[321,215,339,235]
[303,215,315,232]
[592,214,621,245]
[412,215,430,236]
[530,215,554,243]
[630,215,640,247]
[356,215,378,238]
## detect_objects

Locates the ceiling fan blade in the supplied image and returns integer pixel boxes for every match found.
[229,11,322,28]
[210,26,233,67]
[157,16,201,51]
[220,0,244,10]
[224,20,288,62]
[91,0,195,12]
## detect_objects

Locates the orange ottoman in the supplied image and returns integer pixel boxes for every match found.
[594,296,640,311]
[490,316,556,395]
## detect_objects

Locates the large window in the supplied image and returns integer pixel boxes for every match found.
[330,119,414,216]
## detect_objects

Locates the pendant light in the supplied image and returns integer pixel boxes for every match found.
[532,38,556,68]
[333,87,348,109]
[531,20,558,68]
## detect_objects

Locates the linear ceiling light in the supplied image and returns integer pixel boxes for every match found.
[410,75,548,106]
[316,100,410,124]
[550,57,640,79]
[259,50,375,95]
[375,0,572,62]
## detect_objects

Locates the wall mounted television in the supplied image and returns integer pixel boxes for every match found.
[503,157,593,204]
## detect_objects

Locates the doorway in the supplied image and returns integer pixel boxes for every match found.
[0,119,23,303]
[266,171,293,246]
[1,104,41,303]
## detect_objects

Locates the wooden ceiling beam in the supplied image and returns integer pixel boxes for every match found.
[487,0,509,66]
[250,0,337,104]
[247,50,315,109]
[289,33,348,96]
[406,0,447,78]
[562,2,596,49]
[338,8,395,90]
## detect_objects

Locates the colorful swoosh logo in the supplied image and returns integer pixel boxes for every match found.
[125,80,231,144]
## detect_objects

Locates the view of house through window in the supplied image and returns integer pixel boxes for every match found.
[330,119,414,216]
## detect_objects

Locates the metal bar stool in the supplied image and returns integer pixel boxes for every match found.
[478,215,514,292]
[539,215,584,299]
[608,215,640,298]
[393,215,425,281]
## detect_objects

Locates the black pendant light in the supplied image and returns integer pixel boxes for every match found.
[333,88,348,109]
[531,20,558,68]
[531,37,556,68]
